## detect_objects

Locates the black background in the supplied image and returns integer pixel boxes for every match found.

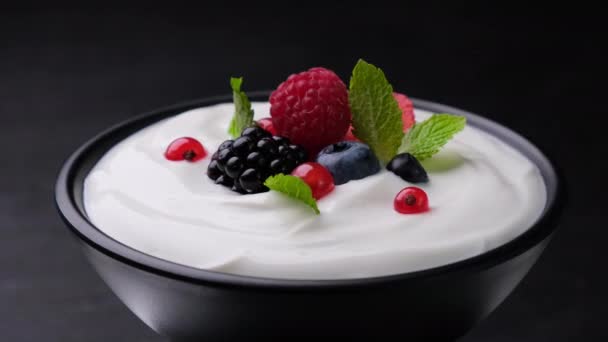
[1,4,606,341]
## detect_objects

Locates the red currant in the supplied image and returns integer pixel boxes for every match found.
[394,187,429,214]
[257,117,277,136]
[291,162,335,200]
[343,125,360,142]
[164,137,207,162]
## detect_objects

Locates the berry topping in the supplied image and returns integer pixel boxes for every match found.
[216,148,233,169]
[215,175,232,187]
[315,141,380,185]
[256,137,278,156]
[289,144,307,162]
[271,136,288,145]
[343,125,360,142]
[257,117,277,136]
[269,159,284,174]
[165,137,207,162]
[231,180,247,194]
[241,126,271,140]
[269,67,352,155]
[239,168,265,193]
[232,136,255,157]
[225,156,244,179]
[394,187,429,214]
[208,130,308,194]
[386,153,428,183]
[277,144,290,156]
[205,60,467,214]
[246,151,267,169]
[393,92,415,132]
[206,160,222,180]
[291,162,335,200]
[218,139,234,151]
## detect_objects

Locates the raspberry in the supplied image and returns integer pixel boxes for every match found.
[341,92,415,141]
[393,92,415,132]
[256,117,277,136]
[207,126,308,194]
[343,125,360,142]
[270,67,351,155]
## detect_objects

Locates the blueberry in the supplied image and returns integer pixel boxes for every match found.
[386,153,428,183]
[315,141,381,185]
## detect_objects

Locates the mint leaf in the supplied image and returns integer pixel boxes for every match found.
[264,174,320,215]
[228,77,254,138]
[398,114,466,160]
[348,59,404,164]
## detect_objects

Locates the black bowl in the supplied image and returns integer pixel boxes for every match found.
[55,93,564,341]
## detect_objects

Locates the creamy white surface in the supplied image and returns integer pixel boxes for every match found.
[83,102,546,280]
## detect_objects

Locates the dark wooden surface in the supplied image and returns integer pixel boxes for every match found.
[1,5,606,341]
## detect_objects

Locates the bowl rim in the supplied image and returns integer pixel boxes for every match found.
[55,92,565,291]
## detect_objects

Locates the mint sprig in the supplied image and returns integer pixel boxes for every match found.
[348,59,404,164]
[264,174,320,215]
[398,114,466,160]
[228,77,254,138]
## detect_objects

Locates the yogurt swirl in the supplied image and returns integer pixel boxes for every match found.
[83,102,546,280]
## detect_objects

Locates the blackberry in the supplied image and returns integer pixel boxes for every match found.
[207,125,308,194]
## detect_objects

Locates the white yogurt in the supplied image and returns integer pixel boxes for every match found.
[83,102,546,280]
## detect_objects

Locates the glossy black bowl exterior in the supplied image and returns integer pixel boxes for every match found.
[55,94,564,341]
